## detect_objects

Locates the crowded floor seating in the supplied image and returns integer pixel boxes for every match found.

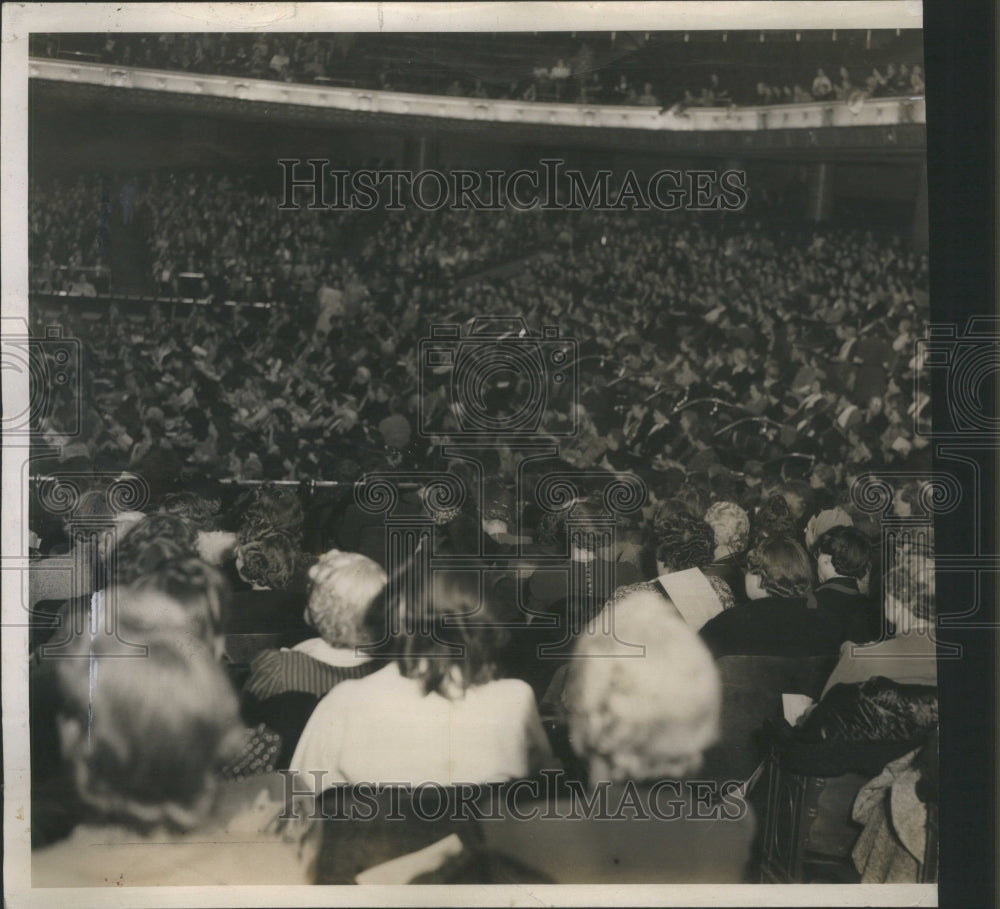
[27,149,937,884]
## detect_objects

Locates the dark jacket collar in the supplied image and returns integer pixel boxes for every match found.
[816,576,860,593]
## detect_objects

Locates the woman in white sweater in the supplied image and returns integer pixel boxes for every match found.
[290,568,555,790]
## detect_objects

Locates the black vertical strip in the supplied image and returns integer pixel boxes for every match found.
[924,1,997,906]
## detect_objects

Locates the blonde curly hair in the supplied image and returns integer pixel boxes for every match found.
[565,590,721,783]
[306,549,387,648]
[703,501,750,554]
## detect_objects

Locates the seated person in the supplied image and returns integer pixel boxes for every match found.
[813,525,878,641]
[482,591,756,883]
[33,511,198,652]
[289,568,555,789]
[607,510,735,630]
[225,483,311,590]
[525,495,643,630]
[702,500,751,606]
[851,727,938,883]
[32,592,320,886]
[542,510,733,716]
[700,537,850,658]
[803,506,855,551]
[241,549,389,766]
[226,530,311,647]
[749,493,798,547]
[130,556,232,659]
[812,67,834,100]
[29,488,145,611]
[820,545,937,698]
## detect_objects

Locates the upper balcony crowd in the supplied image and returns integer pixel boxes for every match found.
[30,30,924,110]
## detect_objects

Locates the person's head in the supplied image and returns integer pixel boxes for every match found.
[703,501,750,557]
[128,558,231,656]
[104,512,199,588]
[883,544,935,633]
[813,525,872,582]
[159,490,221,531]
[54,597,241,833]
[565,590,721,783]
[743,537,814,600]
[230,483,304,542]
[779,481,814,527]
[377,567,510,697]
[750,494,796,546]
[803,505,854,550]
[235,531,297,590]
[306,549,387,649]
[648,511,716,574]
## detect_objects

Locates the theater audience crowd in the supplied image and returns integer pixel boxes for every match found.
[27,157,936,883]
[29,465,938,883]
[30,168,930,495]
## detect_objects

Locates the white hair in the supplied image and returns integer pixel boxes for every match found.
[566,590,721,782]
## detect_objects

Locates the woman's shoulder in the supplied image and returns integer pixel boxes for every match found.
[313,662,402,707]
[474,676,539,708]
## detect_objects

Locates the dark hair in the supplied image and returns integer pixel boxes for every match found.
[814,526,872,580]
[160,491,221,531]
[105,513,199,587]
[750,494,797,546]
[745,537,814,598]
[229,484,304,543]
[649,512,716,572]
[236,531,297,590]
[377,568,510,697]
[779,480,815,524]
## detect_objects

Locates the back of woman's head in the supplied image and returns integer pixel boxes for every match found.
[379,567,509,696]
[674,483,708,520]
[703,500,750,555]
[750,494,796,546]
[55,597,241,833]
[236,531,297,590]
[649,511,716,572]
[306,549,387,648]
[778,480,815,526]
[105,512,199,588]
[745,537,814,598]
[233,484,303,543]
[129,557,231,646]
[566,591,721,782]
[814,525,872,580]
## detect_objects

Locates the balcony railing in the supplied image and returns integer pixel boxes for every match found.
[30,58,925,132]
